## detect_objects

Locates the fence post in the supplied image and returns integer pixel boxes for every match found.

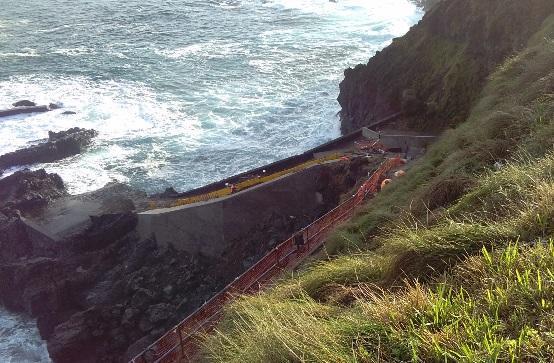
[178,327,186,359]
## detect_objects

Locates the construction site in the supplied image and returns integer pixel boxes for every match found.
[1,122,436,363]
[126,127,436,362]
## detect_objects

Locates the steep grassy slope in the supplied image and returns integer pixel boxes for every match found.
[200,11,554,363]
[338,0,554,133]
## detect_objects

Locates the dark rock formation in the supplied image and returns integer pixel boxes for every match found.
[338,0,554,133]
[158,187,180,199]
[61,111,77,115]
[316,155,383,208]
[47,127,95,143]
[0,102,62,118]
[0,170,232,362]
[13,100,37,107]
[0,105,50,118]
[0,219,224,363]
[0,169,66,271]
[0,127,98,171]
[0,169,66,214]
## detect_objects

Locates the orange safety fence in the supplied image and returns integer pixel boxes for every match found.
[131,157,404,363]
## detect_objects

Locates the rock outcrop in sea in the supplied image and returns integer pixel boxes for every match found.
[0,127,98,172]
[0,102,61,118]
[0,169,67,216]
[12,100,37,107]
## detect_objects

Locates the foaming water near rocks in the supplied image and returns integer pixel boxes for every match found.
[0,0,422,195]
[0,308,50,362]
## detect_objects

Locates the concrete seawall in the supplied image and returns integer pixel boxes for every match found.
[137,129,437,258]
[137,164,330,257]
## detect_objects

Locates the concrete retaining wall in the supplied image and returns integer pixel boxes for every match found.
[138,164,329,257]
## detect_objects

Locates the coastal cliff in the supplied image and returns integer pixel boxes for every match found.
[1,0,553,361]
[338,0,554,133]
[202,1,554,361]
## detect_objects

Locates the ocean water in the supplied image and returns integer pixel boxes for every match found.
[0,308,49,362]
[0,0,422,360]
[0,0,422,195]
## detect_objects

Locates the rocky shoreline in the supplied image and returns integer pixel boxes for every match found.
[0,123,379,361]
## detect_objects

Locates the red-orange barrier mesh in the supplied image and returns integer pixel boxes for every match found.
[131,157,403,363]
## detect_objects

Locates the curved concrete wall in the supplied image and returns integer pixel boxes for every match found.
[137,164,329,257]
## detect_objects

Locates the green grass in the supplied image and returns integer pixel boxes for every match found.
[200,14,554,363]
[203,242,554,362]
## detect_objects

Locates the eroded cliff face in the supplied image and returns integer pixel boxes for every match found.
[338,0,554,134]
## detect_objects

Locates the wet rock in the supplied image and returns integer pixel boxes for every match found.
[412,0,442,10]
[0,169,66,213]
[61,111,77,115]
[0,127,98,171]
[0,257,65,312]
[159,187,180,198]
[13,100,36,107]
[0,105,50,118]
[47,309,101,363]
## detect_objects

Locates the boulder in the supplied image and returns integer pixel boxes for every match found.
[12,100,36,107]
[47,309,101,363]
[0,169,66,213]
[0,105,50,118]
